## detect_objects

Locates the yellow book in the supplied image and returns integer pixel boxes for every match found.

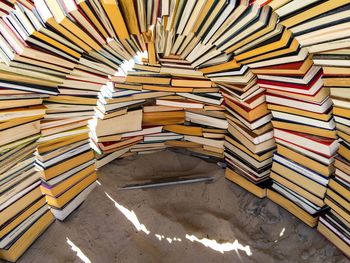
[0,187,43,226]
[143,85,193,92]
[317,222,350,258]
[235,28,292,61]
[0,71,59,87]
[324,198,350,223]
[44,17,92,53]
[225,135,275,162]
[0,120,40,147]
[189,147,224,158]
[0,211,54,262]
[225,168,266,198]
[41,165,96,197]
[37,133,89,154]
[240,37,299,64]
[271,121,337,139]
[39,150,94,180]
[324,78,350,87]
[338,130,350,143]
[328,179,350,201]
[326,189,350,212]
[78,1,109,39]
[45,172,97,208]
[267,189,318,227]
[126,75,171,85]
[323,66,350,75]
[333,106,350,118]
[147,42,157,65]
[143,111,185,126]
[339,144,350,162]
[164,125,203,136]
[272,162,326,198]
[45,0,100,50]
[165,140,201,148]
[270,172,324,207]
[0,98,43,110]
[119,0,140,35]
[268,104,331,121]
[276,144,333,177]
[225,12,279,54]
[281,0,350,28]
[191,0,215,33]
[100,0,129,39]
[0,115,43,130]
[0,197,47,239]
[199,59,241,74]
[225,99,269,122]
[31,31,81,59]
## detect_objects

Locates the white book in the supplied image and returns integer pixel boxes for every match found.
[275,0,321,17]
[224,141,273,169]
[184,135,224,149]
[121,126,163,138]
[36,144,91,168]
[51,182,97,221]
[266,94,332,113]
[271,111,336,130]
[96,147,130,169]
[0,175,40,209]
[226,107,272,130]
[225,153,271,178]
[185,111,228,129]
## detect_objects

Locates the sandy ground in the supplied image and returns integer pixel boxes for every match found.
[11,150,349,263]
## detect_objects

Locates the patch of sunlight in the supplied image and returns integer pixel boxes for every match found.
[155,234,182,243]
[105,192,150,235]
[279,228,285,237]
[155,234,163,240]
[119,51,147,74]
[66,237,91,263]
[186,234,252,255]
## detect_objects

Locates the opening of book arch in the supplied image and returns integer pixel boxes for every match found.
[0,0,349,262]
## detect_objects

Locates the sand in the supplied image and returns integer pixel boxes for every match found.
[11,150,349,263]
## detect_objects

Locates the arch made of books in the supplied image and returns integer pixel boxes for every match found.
[0,0,349,261]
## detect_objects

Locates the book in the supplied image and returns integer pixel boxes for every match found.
[0,0,348,259]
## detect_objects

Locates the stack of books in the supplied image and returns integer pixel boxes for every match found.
[262,64,337,227]
[21,0,138,222]
[88,64,228,168]
[201,62,275,198]
[254,3,342,227]
[281,1,350,256]
[35,97,98,221]
[0,78,54,262]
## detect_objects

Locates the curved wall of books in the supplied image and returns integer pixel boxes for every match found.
[0,0,349,261]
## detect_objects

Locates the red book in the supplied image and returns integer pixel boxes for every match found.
[274,129,339,157]
[258,70,323,91]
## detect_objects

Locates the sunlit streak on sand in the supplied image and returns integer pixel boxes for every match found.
[66,237,91,263]
[105,192,150,235]
[104,190,252,256]
[186,234,252,255]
